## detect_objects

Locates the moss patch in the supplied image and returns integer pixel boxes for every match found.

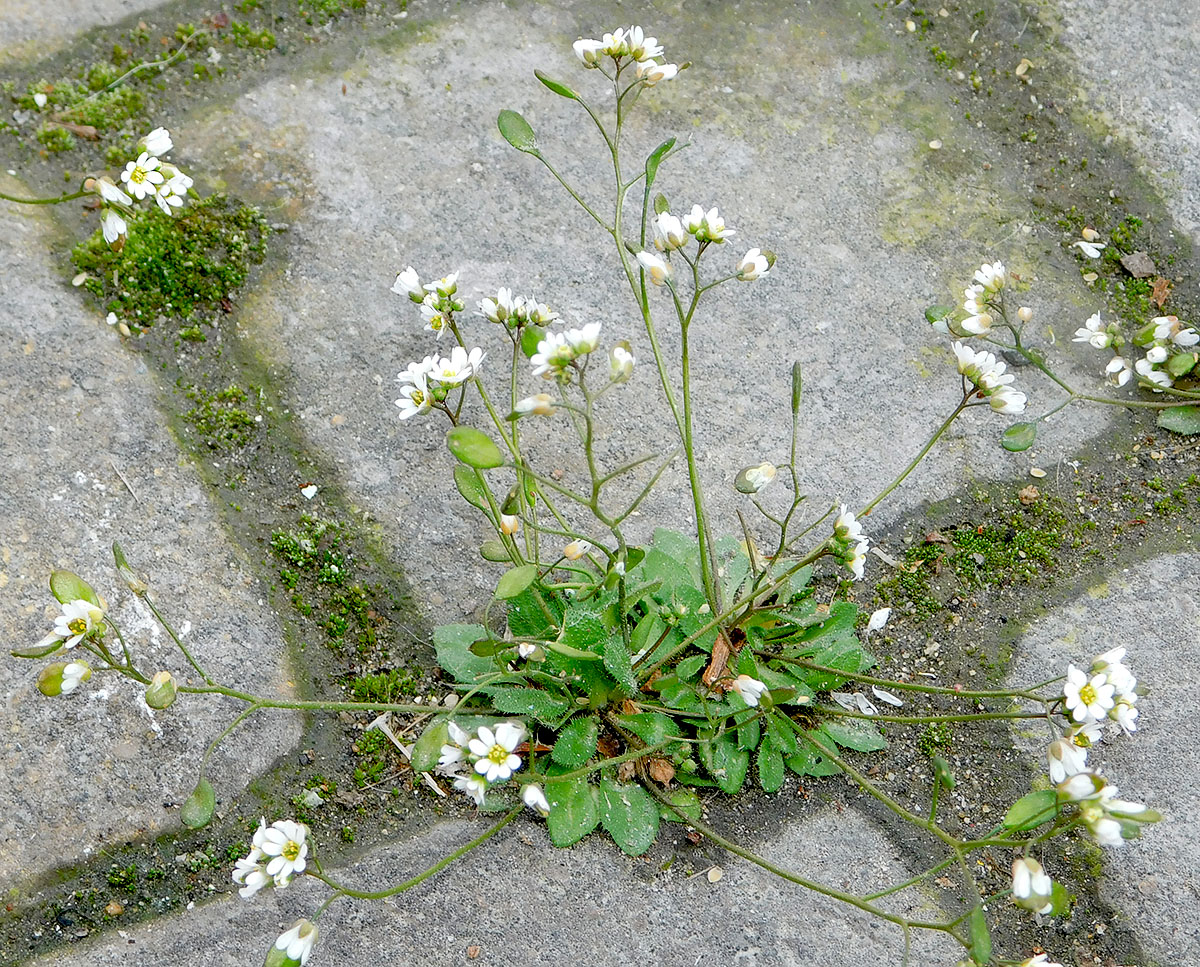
[183,384,259,450]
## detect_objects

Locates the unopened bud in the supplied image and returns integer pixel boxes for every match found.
[145,670,178,709]
[609,342,635,383]
[563,539,592,561]
[1081,227,1101,242]
[735,462,777,494]
[1017,306,1033,323]
[264,919,318,967]
[512,393,555,418]
[38,660,92,696]
[500,514,520,536]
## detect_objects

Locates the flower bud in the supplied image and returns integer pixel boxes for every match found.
[609,342,635,383]
[139,126,173,157]
[636,251,673,287]
[264,919,318,967]
[391,266,425,303]
[563,539,592,561]
[500,514,520,536]
[145,670,178,709]
[1017,306,1033,323]
[38,660,91,696]
[1011,857,1053,913]
[521,783,551,817]
[513,393,555,417]
[735,462,776,494]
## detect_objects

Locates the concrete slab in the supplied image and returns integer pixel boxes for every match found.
[1009,552,1200,966]
[0,180,299,888]
[0,0,172,67]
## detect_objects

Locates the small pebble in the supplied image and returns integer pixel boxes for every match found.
[1030,467,1047,478]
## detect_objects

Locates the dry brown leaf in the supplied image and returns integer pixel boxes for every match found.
[46,119,99,139]
[1151,276,1171,307]
[1018,485,1040,505]
[617,761,636,782]
[702,628,734,687]
[647,757,676,784]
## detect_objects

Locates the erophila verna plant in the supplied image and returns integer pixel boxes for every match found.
[17,25,1179,967]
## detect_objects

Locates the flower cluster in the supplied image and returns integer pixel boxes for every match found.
[394,347,486,420]
[637,206,773,291]
[960,260,1006,334]
[832,505,870,581]
[1056,771,1160,847]
[530,323,603,382]
[951,341,1027,414]
[1063,646,1140,733]
[437,720,527,806]
[90,127,193,252]
[477,287,559,329]
[573,25,679,84]
[392,267,467,339]
[1075,311,1198,392]
[232,818,311,898]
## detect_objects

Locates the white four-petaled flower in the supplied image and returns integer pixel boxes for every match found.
[736,248,770,281]
[120,152,165,200]
[1011,857,1053,914]
[1062,664,1115,723]
[273,919,318,967]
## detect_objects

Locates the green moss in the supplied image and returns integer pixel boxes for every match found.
[72,194,269,328]
[230,22,278,48]
[183,384,258,449]
[35,125,75,152]
[105,864,138,891]
[352,729,392,788]
[918,722,952,757]
[346,667,417,705]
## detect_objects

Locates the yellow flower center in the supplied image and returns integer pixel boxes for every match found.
[282,840,301,862]
[67,618,88,635]
[129,165,148,185]
[1078,682,1097,707]
[411,390,425,406]
[487,744,509,765]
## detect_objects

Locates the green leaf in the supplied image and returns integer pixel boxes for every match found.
[11,640,65,660]
[479,540,510,563]
[520,324,545,358]
[653,192,670,215]
[757,743,785,792]
[410,720,449,773]
[534,69,578,100]
[600,778,659,856]
[485,685,570,723]
[453,464,490,511]
[1046,880,1072,917]
[602,633,637,695]
[658,787,701,823]
[701,732,750,793]
[1166,352,1198,378]
[50,569,99,607]
[180,778,215,829]
[924,304,954,326]
[1000,421,1038,452]
[551,715,599,766]
[446,426,504,469]
[1158,404,1200,435]
[545,775,600,847]
[644,137,676,190]
[736,717,761,752]
[615,712,682,747]
[823,718,887,753]
[765,712,799,756]
[561,606,605,653]
[468,638,512,657]
[506,587,562,639]
[1002,789,1058,830]
[790,361,803,416]
[967,906,991,966]
[495,563,538,600]
[786,730,841,777]
[497,109,540,154]
[434,623,493,683]
[932,755,956,789]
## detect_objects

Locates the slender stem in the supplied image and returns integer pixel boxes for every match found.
[309,805,521,900]
[200,704,263,771]
[142,593,216,686]
[819,705,1048,725]
[0,188,89,206]
[775,658,1053,702]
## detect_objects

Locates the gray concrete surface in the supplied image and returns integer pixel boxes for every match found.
[0,0,171,67]
[0,183,299,887]
[32,809,961,967]
[1009,553,1200,967]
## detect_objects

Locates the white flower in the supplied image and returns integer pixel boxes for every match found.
[423,272,459,299]
[469,722,525,782]
[626,26,663,60]
[232,848,270,899]
[952,342,1026,413]
[684,204,735,243]
[517,642,538,659]
[741,462,777,493]
[120,152,164,200]
[1063,664,1115,723]
[563,539,593,561]
[453,773,488,805]
[600,28,630,57]
[1047,738,1087,784]
[1073,239,1105,259]
[36,599,105,652]
[159,162,193,193]
[524,298,558,326]
[833,505,863,542]
[1011,857,1053,914]
[1057,771,1103,803]
[428,346,485,386]
[94,176,132,206]
[1072,312,1111,349]
[736,248,770,281]
[1145,344,1168,364]
[844,536,869,581]
[438,741,464,772]
[140,127,173,156]
[514,393,556,416]
[1134,356,1173,391]
[636,251,673,286]
[101,208,127,246]
[1111,700,1138,734]
[1091,647,1135,693]
[478,287,518,324]
[730,674,768,707]
[573,38,605,67]
[610,344,635,383]
[961,312,994,336]
[565,322,602,355]
[154,182,185,215]
[258,819,309,886]
[652,212,688,252]
[531,331,576,380]
[636,59,678,84]
[962,283,987,316]
[1067,721,1102,749]
[420,297,450,339]
[986,383,1027,414]
[273,919,318,966]
[1018,956,1064,967]
[1105,356,1132,386]
[59,661,91,694]
[972,260,1006,292]
[397,356,435,385]
[521,783,551,817]
[395,370,432,420]
[391,266,424,302]
[500,514,520,535]
[106,312,118,326]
